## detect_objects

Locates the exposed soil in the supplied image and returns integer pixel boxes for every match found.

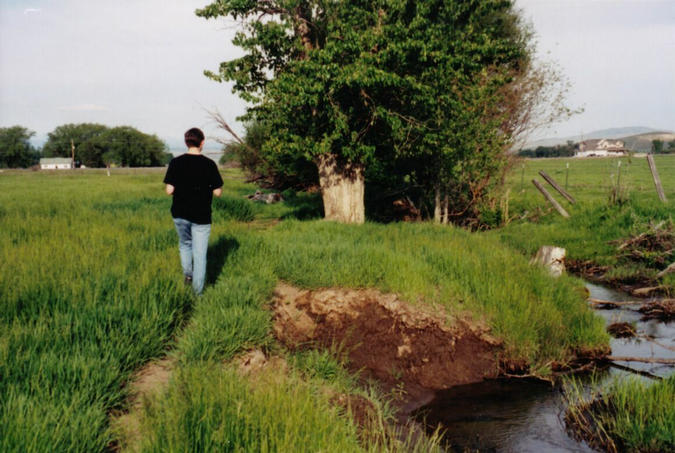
[330,393,378,432]
[109,357,174,452]
[607,322,637,338]
[271,283,502,411]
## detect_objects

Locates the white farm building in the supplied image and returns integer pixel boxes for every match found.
[575,139,627,158]
[40,158,73,170]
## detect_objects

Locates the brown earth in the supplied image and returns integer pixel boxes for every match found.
[607,322,637,338]
[271,282,502,410]
[109,357,174,452]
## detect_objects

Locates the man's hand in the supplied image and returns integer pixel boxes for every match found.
[165,184,175,195]
[213,187,222,197]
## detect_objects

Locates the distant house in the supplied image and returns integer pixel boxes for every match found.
[40,158,73,170]
[575,139,627,158]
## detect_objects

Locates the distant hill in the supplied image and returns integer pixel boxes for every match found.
[523,126,668,149]
[621,132,675,152]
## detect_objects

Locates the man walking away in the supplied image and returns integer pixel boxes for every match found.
[163,127,223,295]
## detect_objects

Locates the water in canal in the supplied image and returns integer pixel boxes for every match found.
[414,283,675,452]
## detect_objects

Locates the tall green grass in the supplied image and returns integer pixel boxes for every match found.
[566,375,675,452]
[1,172,193,451]
[1,168,609,451]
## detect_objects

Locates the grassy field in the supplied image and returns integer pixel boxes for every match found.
[0,167,608,451]
[494,154,674,289]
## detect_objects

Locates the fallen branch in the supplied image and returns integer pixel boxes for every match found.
[605,356,675,365]
[656,262,675,279]
[609,362,663,380]
[638,335,675,353]
[550,361,597,377]
[588,298,645,307]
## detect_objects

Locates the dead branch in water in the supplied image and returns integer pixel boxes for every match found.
[606,356,675,365]
[609,362,663,380]
[638,335,675,353]
[588,298,646,308]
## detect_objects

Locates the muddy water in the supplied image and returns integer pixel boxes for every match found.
[414,283,675,452]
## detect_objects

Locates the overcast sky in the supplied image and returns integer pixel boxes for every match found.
[1,0,674,148]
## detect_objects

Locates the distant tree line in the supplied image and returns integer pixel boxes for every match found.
[0,123,171,168]
[517,141,577,158]
[0,126,40,168]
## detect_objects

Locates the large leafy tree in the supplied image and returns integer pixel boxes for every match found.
[0,126,39,168]
[199,0,546,224]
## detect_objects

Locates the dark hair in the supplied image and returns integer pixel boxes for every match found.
[184,127,205,148]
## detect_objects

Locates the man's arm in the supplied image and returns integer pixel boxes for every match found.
[213,187,222,197]
[166,184,175,195]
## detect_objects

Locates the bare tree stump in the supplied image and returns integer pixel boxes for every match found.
[531,246,566,277]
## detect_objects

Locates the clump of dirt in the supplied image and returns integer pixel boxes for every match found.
[271,283,501,407]
[238,349,288,376]
[110,358,174,451]
[330,393,378,432]
[607,322,637,338]
[639,299,675,321]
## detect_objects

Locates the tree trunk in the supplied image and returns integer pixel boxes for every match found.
[442,193,449,225]
[434,185,442,224]
[316,153,365,224]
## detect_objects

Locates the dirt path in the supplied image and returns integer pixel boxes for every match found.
[109,358,174,452]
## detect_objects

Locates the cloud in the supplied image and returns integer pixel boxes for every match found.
[23,8,42,15]
[57,104,108,112]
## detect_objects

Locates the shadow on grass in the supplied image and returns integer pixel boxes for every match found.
[207,236,240,285]
[280,191,324,220]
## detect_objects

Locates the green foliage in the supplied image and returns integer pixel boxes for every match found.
[199,1,538,222]
[220,120,318,189]
[42,123,171,167]
[0,126,39,168]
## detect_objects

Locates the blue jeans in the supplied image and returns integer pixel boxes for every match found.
[173,218,211,295]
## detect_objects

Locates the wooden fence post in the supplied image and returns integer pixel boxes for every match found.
[538,171,576,204]
[532,179,570,218]
[647,154,667,202]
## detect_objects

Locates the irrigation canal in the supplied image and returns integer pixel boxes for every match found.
[414,283,675,452]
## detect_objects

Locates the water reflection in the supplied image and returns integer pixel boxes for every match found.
[415,380,595,452]
[415,283,674,452]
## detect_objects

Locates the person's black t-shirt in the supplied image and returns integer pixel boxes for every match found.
[163,154,224,224]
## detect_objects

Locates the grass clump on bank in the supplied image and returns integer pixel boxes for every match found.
[135,365,365,453]
[266,220,608,366]
[565,375,675,452]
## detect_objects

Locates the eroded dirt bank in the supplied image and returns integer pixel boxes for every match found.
[271,282,502,410]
